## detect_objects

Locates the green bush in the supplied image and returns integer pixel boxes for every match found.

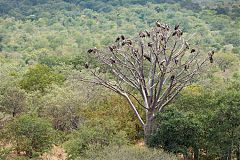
[90,145,177,160]
[64,119,129,159]
[19,64,65,92]
[148,108,201,157]
[5,114,55,158]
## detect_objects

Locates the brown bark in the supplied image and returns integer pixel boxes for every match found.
[144,111,154,144]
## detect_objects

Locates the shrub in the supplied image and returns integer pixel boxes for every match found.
[91,145,177,160]
[5,114,55,158]
[64,119,129,159]
[148,108,201,157]
[19,64,64,92]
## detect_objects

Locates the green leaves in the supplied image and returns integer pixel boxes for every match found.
[19,64,65,92]
[5,114,55,158]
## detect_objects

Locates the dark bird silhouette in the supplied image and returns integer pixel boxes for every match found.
[121,35,125,40]
[174,58,179,65]
[174,24,180,30]
[208,50,214,63]
[160,60,166,65]
[145,30,150,37]
[109,46,114,52]
[87,49,93,53]
[115,36,120,42]
[185,42,190,49]
[148,42,153,47]
[172,31,177,36]
[139,32,146,38]
[191,49,196,53]
[144,55,151,62]
[84,62,89,69]
[170,75,175,81]
[184,64,189,70]
[156,20,161,27]
[110,57,116,64]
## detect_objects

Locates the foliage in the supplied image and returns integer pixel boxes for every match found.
[148,108,201,156]
[0,87,27,117]
[64,119,129,159]
[91,145,177,160]
[206,91,240,159]
[5,114,55,158]
[19,64,65,92]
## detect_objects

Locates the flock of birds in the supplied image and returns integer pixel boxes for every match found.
[87,21,214,69]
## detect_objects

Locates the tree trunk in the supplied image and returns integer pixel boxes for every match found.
[144,111,154,145]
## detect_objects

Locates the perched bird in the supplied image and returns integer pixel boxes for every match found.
[133,49,138,57]
[148,42,153,47]
[170,75,175,81]
[185,42,190,49]
[145,30,151,37]
[87,48,93,53]
[87,48,97,53]
[109,46,114,52]
[172,31,177,36]
[84,62,89,69]
[156,20,161,27]
[139,32,146,38]
[191,49,196,53]
[121,35,125,40]
[122,40,132,46]
[184,64,189,70]
[144,55,151,62]
[110,57,116,64]
[174,24,180,30]
[174,58,179,65]
[208,50,214,63]
[160,60,166,65]
[115,36,120,42]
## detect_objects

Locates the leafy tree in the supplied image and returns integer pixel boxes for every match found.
[5,114,55,158]
[64,119,128,159]
[206,91,240,159]
[148,108,201,159]
[83,21,213,141]
[19,64,65,92]
[0,87,27,117]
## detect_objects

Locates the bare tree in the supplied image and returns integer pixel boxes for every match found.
[82,21,214,140]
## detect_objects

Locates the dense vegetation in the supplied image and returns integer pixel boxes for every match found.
[0,0,239,159]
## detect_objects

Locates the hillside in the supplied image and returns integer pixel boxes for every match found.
[0,0,240,160]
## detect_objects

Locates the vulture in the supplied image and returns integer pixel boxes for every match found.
[191,49,196,53]
[110,57,116,64]
[208,50,214,63]
[185,42,190,49]
[121,35,125,40]
[144,55,151,62]
[172,31,177,36]
[174,24,180,30]
[170,75,175,81]
[148,42,153,47]
[122,40,132,46]
[139,32,146,38]
[87,48,93,53]
[84,62,89,69]
[184,64,189,70]
[133,49,138,57]
[109,46,114,52]
[174,58,179,65]
[115,36,120,42]
[160,60,166,65]
[156,20,161,27]
[145,30,151,37]
[87,48,97,53]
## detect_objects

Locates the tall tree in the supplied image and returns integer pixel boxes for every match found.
[82,21,213,140]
